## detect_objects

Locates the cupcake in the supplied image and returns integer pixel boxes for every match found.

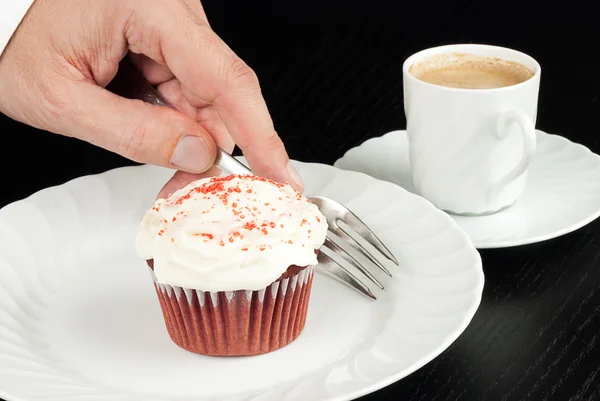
[135,174,328,356]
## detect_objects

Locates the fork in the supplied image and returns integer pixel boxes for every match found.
[109,60,399,299]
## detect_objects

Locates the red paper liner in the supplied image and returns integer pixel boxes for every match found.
[150,265,315,356]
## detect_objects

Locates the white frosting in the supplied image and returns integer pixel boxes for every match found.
[135,175,328,291]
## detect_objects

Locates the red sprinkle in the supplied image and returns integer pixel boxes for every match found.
[202,182,225,194]
[218,193,229,205]
[170,174,296,205]
[210,175,236,182]
[162,176,317,249]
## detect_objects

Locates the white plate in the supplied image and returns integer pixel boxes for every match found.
[335,130,600,249]
[0,162,483,401]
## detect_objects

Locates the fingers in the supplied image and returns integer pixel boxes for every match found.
[156,78,235,153]
[124,1,304,191]
[128,53,174,85]
[58,82,216,173]
[125,56,235,153]
[195,106,235,154]
[181,0,211,26]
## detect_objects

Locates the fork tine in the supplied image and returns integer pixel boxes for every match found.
[309,196,398,271]
[317,252,376,300]
[330,225,393,277]
[324,238,384,289]
[339,211,399,266]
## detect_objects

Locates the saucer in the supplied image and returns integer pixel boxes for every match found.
[334,130,600,248]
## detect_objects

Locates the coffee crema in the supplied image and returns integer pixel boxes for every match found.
[409,52,535,89]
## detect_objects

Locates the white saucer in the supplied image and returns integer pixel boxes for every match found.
[0,162,483,401]
[334,130,600,249]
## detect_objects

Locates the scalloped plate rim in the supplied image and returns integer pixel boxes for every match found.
[0,162,484,401]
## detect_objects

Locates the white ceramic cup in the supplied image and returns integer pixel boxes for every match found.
[402,44,541,215]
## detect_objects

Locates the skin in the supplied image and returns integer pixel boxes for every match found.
[0,0,305,199]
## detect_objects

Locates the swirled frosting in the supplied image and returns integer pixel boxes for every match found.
[135,174,328,291]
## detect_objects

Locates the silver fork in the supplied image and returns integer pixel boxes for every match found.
[110,60,399,299]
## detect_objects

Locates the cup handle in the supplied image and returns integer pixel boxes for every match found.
[488,109,537,200]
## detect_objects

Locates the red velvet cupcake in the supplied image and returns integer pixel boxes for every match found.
[136,175,327,356]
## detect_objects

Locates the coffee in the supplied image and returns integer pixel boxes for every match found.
[409,52,534,89]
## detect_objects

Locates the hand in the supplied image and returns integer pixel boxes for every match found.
[0,0,304,195]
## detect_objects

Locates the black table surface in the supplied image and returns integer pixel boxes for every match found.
[1,1,599,400]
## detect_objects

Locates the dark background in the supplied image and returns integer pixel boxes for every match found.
[1,1,600,400]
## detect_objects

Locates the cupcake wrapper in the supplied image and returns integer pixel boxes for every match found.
[150,266,315,356]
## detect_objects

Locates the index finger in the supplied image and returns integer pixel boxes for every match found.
[125,1,304,191]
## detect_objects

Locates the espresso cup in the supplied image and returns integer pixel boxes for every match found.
[402,44,541,215]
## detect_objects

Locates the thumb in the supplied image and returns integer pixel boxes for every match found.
[57,83,216,173]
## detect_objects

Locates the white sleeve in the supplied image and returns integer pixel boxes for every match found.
[0,0,36,55]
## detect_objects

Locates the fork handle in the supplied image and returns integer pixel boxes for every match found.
[107,59,252,176]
